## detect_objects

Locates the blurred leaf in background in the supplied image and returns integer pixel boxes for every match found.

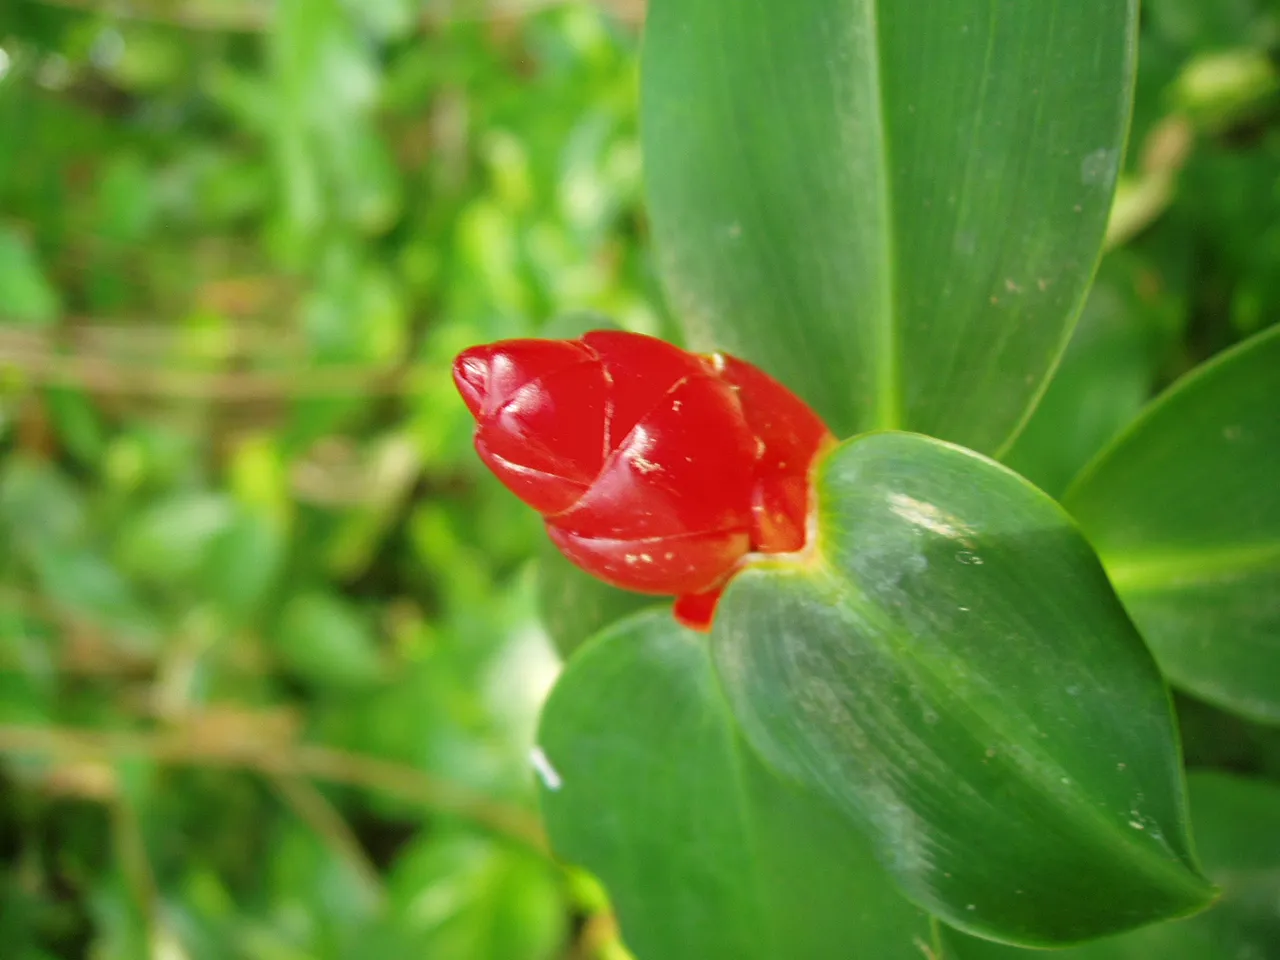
[0,1,646,956]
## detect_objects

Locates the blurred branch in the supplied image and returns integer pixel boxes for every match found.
[432,0,646,23]
[0,340,414,399]
[1104,115,1195,251]
[269,772,387,900]
[110,793,159,931]
[26,0,646,31]
[0,586,159,677]
[571,910,628,960]
[0,723,550,855]
[46,319,305,358]
[24,0,271,31]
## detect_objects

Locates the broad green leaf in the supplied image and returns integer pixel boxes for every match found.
[537,610,936,960]
[945,771,1280,958]
[643,0,1137,450]
[1064,324,1280,723]
[712,433,1213,946]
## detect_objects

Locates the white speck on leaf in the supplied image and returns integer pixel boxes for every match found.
[1081,148,1119,188]
[531,747,562,791]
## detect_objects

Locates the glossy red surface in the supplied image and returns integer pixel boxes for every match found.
[452,331,833,631]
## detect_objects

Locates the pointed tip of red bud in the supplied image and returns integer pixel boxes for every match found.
[453,338,599,421]
[453,347,493,419]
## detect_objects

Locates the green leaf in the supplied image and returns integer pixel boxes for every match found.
[642,0,1137,450]
[945,771,1280,958]
[93,154,156,245]
[202,508,287,624]
[274,592,385,691]
[264,818,382,955]
[537,610,936,960]
[0,225,59,325]
[30,547,158,657]
[0,457,86,550]
[712,433,1213,946]
[117,492,234,588]
[43,387,108,468]
[361,830,565,960]
[1144,0,1263,50]
[1064,324,1280,723]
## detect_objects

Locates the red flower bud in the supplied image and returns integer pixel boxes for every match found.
[453,331,834,631]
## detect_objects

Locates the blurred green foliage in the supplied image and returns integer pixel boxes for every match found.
[0,0,1278,957]
[0,1,648,956]
[1006,0,1280,494]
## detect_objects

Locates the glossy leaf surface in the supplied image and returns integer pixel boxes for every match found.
[643,0,1137,449]
[1065,324,1280,723]
[947,771,1280,959]
[712,433,1213,945]
[537,610,935,960]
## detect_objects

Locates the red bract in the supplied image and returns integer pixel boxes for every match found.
[453,331,834,631]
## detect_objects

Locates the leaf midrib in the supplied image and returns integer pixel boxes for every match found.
[863,0,901,431]
[797,561,1210,903]
[1103,541,1280,595]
